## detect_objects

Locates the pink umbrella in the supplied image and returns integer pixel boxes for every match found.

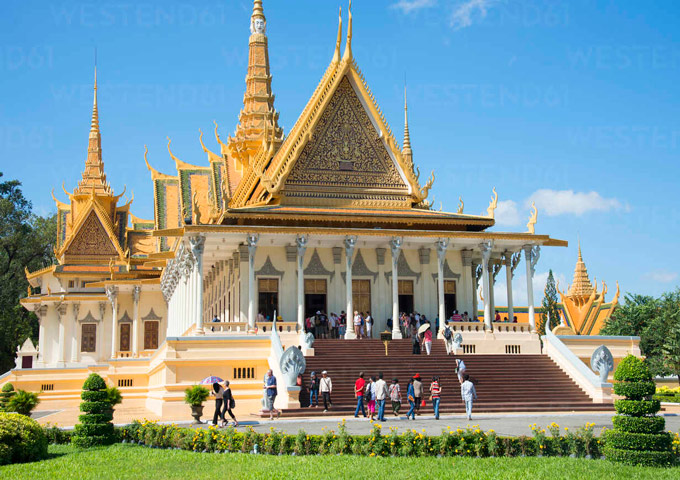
[199,376,224,385]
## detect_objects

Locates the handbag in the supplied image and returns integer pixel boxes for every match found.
[421,399,426,407]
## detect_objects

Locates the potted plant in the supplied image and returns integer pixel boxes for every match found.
[184,385,210,424]
[105,386,123,417]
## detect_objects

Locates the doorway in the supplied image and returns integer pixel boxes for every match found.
[305,279,327,317]
[398,279,414,314]
[353,279,371,315]
[444,280,457,318]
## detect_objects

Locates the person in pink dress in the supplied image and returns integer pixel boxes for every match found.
[422,326,433,355]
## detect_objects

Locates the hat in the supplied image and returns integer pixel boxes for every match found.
[316,311,321,315]
[413,373,421,379]
[322,370,328,374]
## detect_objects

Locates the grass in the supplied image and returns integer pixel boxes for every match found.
[2,444,679,480]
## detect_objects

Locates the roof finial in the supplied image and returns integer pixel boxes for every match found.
[90,48,99,138]
[342,0,353,61]
[403,83,412,160]
[250,0,266,34]
[333,7,343,63]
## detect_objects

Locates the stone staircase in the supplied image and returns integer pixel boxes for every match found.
[282,339,613,417]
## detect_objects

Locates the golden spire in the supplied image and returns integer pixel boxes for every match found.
[333,7,343,63]
[75,59,110,196]
[567,240,595,299]
[232,0,283,164]
[342,0,353,61]
[402,85,412,164]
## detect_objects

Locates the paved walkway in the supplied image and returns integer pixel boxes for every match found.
[183,412,680,437]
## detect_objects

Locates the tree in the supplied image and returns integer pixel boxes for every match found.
[539,270,560,336]
[602,290,680,378]
[0,172,56,374]
[662,322,680,386]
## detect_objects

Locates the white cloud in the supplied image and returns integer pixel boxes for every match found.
[391,0,438,14]
[643,270,678,283]
[450,0,497,30]
[494,199,521,227]
[527,189,627,217]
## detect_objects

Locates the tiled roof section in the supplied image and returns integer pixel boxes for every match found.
[230,205,491,221]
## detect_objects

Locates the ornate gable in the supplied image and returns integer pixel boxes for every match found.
[281,76,410,207]
[64,210,119,259]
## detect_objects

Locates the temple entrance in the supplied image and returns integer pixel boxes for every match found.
[305,279,327,316]
[398,280,414,314]
[352,279,371,315]
[444,280,457,318]
[258,278,279,321]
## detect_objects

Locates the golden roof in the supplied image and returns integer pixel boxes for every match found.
[567,243,595,299]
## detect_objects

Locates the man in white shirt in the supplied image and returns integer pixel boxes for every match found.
[353,311,362,339]
[329,313,338,339]
[460,374,477,420]
[374,372,388,421]
[320,370,333,412]
[365,312,373,339]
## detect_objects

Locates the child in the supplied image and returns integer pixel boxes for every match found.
[389,378,402,416]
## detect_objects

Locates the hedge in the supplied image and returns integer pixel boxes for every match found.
[0,413,48,465]
[614,355,653,382]
[72,373,115,448]
[605,431,672,451]
[612,415,665,434]
[613,381,656,400]
[614,399,661,417]
[603,447,676,467]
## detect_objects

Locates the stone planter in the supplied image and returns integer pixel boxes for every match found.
[191,405,204,424]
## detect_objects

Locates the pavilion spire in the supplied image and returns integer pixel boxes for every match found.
[402,85,413,165]
[231,0,283,163]
[567,241,594,299]
[342,0,353,61]
[332,7,343,63]
[75,58,110,196]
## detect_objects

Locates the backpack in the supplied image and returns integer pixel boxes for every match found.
[227,389,236,409]
[364,385,372,401]
[443,327,452,340]
[314,315,321,326]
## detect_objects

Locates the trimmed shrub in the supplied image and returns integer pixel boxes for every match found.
[612,415,665,434]
[72,373,114,448]
[7,390,40,416]
[0,412,48,465]
[0,384,15,411]
[605,355,674,467]
[613,381,656,400]
[184,385,210,406]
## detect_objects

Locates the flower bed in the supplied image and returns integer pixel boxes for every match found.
[655,386,680,403]
[117,420,674,461]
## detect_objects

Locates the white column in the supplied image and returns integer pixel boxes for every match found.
[461,250,473,318]
[107,286,118,358]
[98,302,106,362]
[471,260,480,321]
[296,235,308,336]
[57,304,67,366]
[344,236,357,339]
[390,237,403,339]
[246,234,259,333]
[70,303,80,363]
[436,238,448,339]
[35,305,46,365]
[190,235,206,334]
[480,242,493,332]
[524,245,540,333]
[503,253,515,323]
[132,286,141,356]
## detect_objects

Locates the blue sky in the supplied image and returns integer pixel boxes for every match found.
[1,0,679,305]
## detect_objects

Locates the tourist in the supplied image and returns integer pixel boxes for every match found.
[339,311,347,338]
[314,311,323,339]
[456,358,467,384]
[495,310,501,322]
[386,317,393,331]
[374,372,388,421]
[401,313,410,338]
[320,370,333,412]
[211,382,227,427]
[513,315,518,324]
[308,371,319,408]
[222,380,238,427]
[389,378,401,416]
[305,316,312,334]
[257,311,265,323]
[434,316,439,336]
[354,372,366,418]
[451,310,462,322]
[462,312,469,322]
[366,376,377,421]
[405,378,416,420]
[321,312,329,339]
[422,325,433,355]
[430,376,441,420]
[411,331,421,355]
[353,311,362,339]
[443,320,454,355]
[365,311,373,339]
[264,369,280,420]
[461,374,477,420]
[412,374,423,416]
[329,313,338,339]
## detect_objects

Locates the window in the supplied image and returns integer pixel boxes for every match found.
[119,323,131,352]
[398,279,414,314]
[444,280,457,318]
[144,321,159,350]
[81,324,97,353]
[68,280,75,288]
[352,280,371,315]
[257,278,279,321]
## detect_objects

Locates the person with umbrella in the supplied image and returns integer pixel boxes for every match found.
[419,323,433,356]
[200,376,226,427]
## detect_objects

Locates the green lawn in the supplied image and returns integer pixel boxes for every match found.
[2,444,679,480]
